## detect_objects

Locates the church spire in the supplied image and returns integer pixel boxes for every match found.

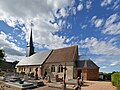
[29,28,33,46]
[26,26,34,57]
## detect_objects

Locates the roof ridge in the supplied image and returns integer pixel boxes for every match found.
[42,50,53,65]
[72,45,78,62]
[53,45,78,51]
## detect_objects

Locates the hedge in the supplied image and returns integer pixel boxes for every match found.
[111,72,120,90]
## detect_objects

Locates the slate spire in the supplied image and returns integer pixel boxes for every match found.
[26,28,34,57]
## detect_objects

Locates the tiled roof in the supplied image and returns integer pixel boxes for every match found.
[45,45,78,63]
[16,50,52,66]
[76,60,99,69]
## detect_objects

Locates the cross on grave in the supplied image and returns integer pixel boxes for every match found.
[63,63,67,90]
[35,67,38,80]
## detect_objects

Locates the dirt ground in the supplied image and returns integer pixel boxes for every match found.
[81,81,117,90]
[0,81,117,90]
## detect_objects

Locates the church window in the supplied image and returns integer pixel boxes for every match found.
[29,68,31,72]
[51,65,55,72]
[24,68,25,71]
[58,65,63,73]
[21,68,23,71]
[19,68,20,71]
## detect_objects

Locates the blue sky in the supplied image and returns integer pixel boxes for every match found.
[0,0,120,72]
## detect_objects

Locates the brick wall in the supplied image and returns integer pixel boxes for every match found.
[86,68,99,80]
[76,68,99,80]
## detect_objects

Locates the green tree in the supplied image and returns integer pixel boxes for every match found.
[0,49,5,60]
[12,61,19,67]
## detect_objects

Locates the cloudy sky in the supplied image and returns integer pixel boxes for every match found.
[0,0,120,72]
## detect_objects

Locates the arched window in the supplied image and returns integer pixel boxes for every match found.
[24,67,25,71]
[58,65,63,73]
[21,68,23,71]
[51,65,55,72]
[19,68,20,71]
[29,68,31,72]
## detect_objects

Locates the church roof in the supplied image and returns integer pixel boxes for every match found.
[16,50,52,66]
[76,60,99,69]
[45,45,78,63]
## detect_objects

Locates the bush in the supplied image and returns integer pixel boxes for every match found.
[111,72,120,90]
[0,71,5,76]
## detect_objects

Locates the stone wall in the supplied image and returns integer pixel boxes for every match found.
[43,62,74,80]
[16,65,41,77]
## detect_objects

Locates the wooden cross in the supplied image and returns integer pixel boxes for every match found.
[63,63,67,90]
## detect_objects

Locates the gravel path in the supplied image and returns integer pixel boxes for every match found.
[81,81,116,90]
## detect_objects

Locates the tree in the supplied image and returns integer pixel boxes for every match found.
[0,49,5,60]
[12,61,19,68]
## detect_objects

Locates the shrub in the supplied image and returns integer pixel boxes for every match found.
[111,72,120,90]
[0,71,5,76]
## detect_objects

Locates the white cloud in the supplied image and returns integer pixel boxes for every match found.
[102,13,120,35]
[91,16,97,24]
[60,8,67,17]
[80,37,120,55]
[35,33,67,49]
[66,36,74,43]
[91,16,104,28]
[101,66,107,69]
[105,14,119,26]
[91,55,120,72]
[0,0,71,61]
[81,25,87,29]
[0,31,24,61]
[72,7,77,15]
[6,54,25,62]
[0,0,74,52]
[94,19,104,27]
[110,61,120,66]
[101,0,112,7]
[0,31,24,54]
[112,0,120,10]
[86,0,92,9]
[77,2,83,11]
[0,1,79,53]
[94,58,106,64]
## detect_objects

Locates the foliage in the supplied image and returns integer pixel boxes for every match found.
[0,71,5,76]
[111,72,120,90]
[12,61,19,67]
[0,49,5,60]
[101,72,116,81]
[0,60,15,71]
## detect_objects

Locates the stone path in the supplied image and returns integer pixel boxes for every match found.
[81,81,116,90]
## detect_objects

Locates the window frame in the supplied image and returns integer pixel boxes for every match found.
[29,68,31,72]
[51,65,55,72]
[58,65,63,73]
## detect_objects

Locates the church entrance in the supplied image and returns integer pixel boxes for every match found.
[77,69,82,78]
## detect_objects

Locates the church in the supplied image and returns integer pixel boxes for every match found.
[16,29,99,81]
